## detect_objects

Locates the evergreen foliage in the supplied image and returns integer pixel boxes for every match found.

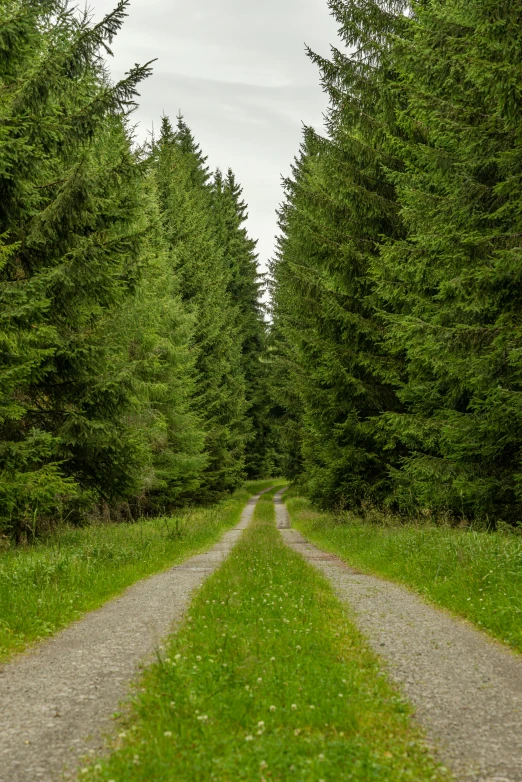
[0,0,153,536]
[211,169,273,478]
[271,0,522,524]
[270,1,406,509]
[374,0,522,522]
[0,2,266,539]
[152,117,248,500]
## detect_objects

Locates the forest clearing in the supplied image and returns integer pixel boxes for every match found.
[2,0,522,780]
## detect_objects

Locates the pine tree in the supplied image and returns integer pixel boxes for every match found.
[270,0,408,509]
[153,117,248,499]
[0,0,153,536]
[374,0,522,522]
[211,169,274,477]
[106,173,206,513]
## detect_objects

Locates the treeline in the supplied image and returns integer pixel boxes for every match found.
[0,1,273,540]
[271,0,522,525]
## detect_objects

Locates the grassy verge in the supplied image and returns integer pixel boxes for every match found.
[87,489,447,781]
[287,495,522,654]
[0,480,277,663]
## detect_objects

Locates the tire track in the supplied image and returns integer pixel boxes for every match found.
[275,489,522,782]
[0,490,271,782]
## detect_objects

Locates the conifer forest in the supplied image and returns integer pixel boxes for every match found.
[1,2,522,781]
[3,0,522,539]
[0,0,273,541]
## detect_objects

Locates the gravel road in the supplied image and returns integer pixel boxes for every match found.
[274,489,522,782]
[0,491,267,782]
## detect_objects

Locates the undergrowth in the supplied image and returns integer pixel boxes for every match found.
[287,495,522,654]
[0,480,275,663]
[87,489,447,781]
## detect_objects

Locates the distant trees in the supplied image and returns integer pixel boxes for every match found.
[271,0,522,524]
[0,1,268,539]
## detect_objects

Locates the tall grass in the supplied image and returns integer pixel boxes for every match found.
[0,481,276,663]
[288,495,522,653]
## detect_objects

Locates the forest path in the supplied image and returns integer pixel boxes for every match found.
[274,489,522,782]
[0,490,271,782]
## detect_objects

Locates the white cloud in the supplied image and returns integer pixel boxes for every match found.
[88,0,339,272]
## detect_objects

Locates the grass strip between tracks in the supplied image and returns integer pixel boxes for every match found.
[287,494,522,654]
[89,489,447,781]
[0,480,276,663]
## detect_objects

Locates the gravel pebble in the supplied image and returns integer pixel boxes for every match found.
[0,492,267,782]
[275,489,522,782]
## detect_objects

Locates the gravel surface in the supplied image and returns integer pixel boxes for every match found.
[274,489,522,782]
[0,491,267,782]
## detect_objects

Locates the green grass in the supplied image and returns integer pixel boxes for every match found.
[87,489,447,781]
[287,495,522,654]
[0,480,276,663]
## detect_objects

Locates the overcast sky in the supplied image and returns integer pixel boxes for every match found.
[89,0,339,273]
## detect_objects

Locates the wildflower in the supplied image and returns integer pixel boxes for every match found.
[269,705,276,712]
[294,728,301,736]
[197,715,208,722]
[245,685,250,690]
[118,732,126,738]
[338,693,343,698]
[309,705,315,710]
[260,761,268,769]
[296,645,301,651]
[245,735,254,741]
[94,766,102,772]
[170,701,176,707]
[175,654,181,660]
[81,770,89,776]
[318,753,325,761]
[164,731,172,737]
[291,704,297,710]
[165,658,171,664]
[258,721,265,727]
[196,655,202,662]
[257,677,262,683]
[270,656,276,661]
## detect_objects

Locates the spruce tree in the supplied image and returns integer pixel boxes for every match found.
[270,0,407,509]
[153,117,248,499]
[0,0,153,535]
[211,170,274,477]
[374,0,522,522]
[106,173,206,513]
